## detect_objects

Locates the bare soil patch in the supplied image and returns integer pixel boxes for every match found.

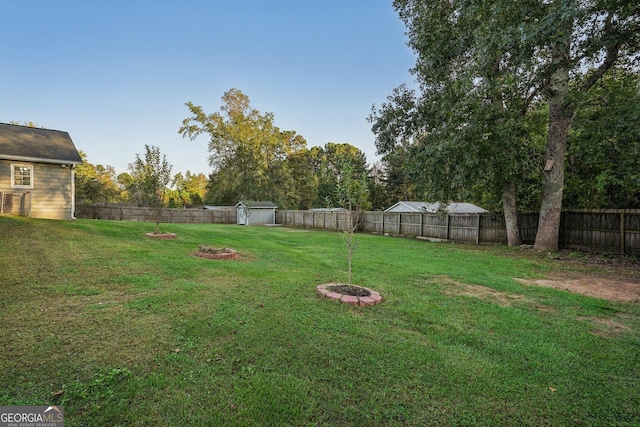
[514,275,640,303]
[440,278,528,306]
[576,316,631,337]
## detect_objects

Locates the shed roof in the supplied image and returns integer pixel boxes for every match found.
[203,205,236,210]
[385,201,488,214]
[235,201,278,209]
[0,123,83,165]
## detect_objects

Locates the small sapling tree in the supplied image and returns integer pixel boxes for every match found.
[334,161,370,285]
[130,145,173,234]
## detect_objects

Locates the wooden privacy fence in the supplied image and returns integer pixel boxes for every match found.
[75,205,237,224]
[75,205,640,255]
[276,209,640,255]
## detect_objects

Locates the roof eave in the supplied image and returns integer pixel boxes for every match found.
[0,155,83,165]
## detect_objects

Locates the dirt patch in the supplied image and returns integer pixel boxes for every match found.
[440,277,527,306]
[577,316,631,337]
[514,275,640,303]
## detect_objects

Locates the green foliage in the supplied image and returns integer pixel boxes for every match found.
[180,89,306,208]
[168,171,208,207]
[565,69,640,208]
[373,0,640,249]
[129,145,173,232]
[312,142,369,208]
[74,151,122,205]
[333,161,370,285]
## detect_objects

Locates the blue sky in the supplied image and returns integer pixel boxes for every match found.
[2,1,415,176]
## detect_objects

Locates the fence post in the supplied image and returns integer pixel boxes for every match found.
[398,213,402,235]
[476,214,480,244]
[620,212,625,254]
[446,215,450,240]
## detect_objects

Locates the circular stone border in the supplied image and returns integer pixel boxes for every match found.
[193,248,240,260]
[145,232,177,239]
[316,283,383,307]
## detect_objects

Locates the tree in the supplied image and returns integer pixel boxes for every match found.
[129,145,172,233]
[524,0,639,250]
[333,161,370,286]
[171,171,208,206]
[285,148,319,210]
[179,88,306,207]
[312,142,369,208]
[74,151,120,205]
[373,0,639,250]
[371,1,544,246]
[564,69,640,208]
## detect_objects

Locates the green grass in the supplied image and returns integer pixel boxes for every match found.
[1,216,639,426]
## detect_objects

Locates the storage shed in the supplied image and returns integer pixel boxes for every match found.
[385,201,488,214]
[235,201,277,225]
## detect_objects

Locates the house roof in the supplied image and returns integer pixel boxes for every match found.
[0,123,83,165]
[310,207,347,212]
[235,201,278,209]
[385,201,489,214]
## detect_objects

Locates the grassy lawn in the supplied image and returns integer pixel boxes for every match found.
[1,217,639,426]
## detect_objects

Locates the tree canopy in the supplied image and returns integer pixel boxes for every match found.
[370,0,640,250]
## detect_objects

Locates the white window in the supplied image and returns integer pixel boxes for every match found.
[11,164,34,189]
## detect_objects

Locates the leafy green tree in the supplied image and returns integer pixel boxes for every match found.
[179,89,306,207]
[116,172,134,204]
[564,69,640,208]
[312,142,368,208]
[172,171,208,206]
[373,0,639,250]
[285,148,319,210]
[74,151,120,205]
[371,1,544,246]
[129,145,172,233]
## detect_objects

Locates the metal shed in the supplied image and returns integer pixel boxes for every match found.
[384,201,488,214]
[235,201,278,225]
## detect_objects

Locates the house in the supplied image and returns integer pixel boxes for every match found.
[384,201,489,214]
[235,201,277,225]
[0,123,83,219]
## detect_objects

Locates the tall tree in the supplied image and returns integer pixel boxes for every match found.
[533,0,639,250]
[171,171,208,206]
[312,142,369,208]
[564,69,640,208]
[179,88,306,207]
[371,1,544,246]
[74,151,120,205]
[373,0,639,250]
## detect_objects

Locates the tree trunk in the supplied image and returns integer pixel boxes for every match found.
[534,55,573,251]
[502,180,522,246]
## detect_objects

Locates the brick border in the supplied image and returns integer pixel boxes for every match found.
[145,232,177,239]
[316,283,383,307]
[192,249,240,260]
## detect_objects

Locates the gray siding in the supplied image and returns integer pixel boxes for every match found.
[0,160,73,220]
